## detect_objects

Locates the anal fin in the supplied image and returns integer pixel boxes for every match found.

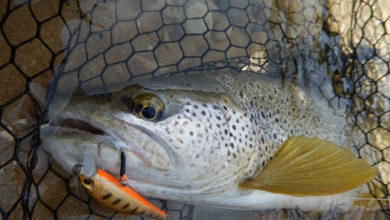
[239,136,378,196]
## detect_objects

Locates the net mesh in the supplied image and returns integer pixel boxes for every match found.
[0,0,389,219]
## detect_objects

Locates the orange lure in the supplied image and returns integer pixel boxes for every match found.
[79,168,166,219]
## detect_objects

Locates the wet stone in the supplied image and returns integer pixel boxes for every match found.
[380,111,390,130]
[103,63,131,84]
[136,12,163,33]
[0,127,14,166]
[127,52,158,75]
[158,25,185,42]
[142,0,166,11]
[0,32,11,66]
[368,128,390,150]
[205,12,229,30]
[205,31,230,51]
[179,57,202,71]
[39,171,68,209]
[79,55,105,81]
[376,35,390,62]
[105,43,132,64]
[351,126,367,148]
[132,33,159,51]
[154,65,178,76]
[356,111,378,133]
[162,6,186,24]
[91,2,117,31]
[86,31,111,59]
[0,162,25,211]
[32,201,55,220]
[183,19,208,34]
[7,202,24,219]
[226,26,250,47]
[32,149,50,183]
[185,0,207,18]
[365,93,390,116]
[89,197,116,217]
[57,195,90,220]
[355,75,376,99]
[116,0,141,20]
[62,44,87,72]
[181,36,208,56]
[0,64,26,105]
[55,72,78,93]
[202,50,226,63]
[226,46,247,58]
[229,0,248,9]
[246,5,268,25]
[112,21,137,44]
[40,16,68,54]
[364,18,385,44]
[31,0,59,21]
[15,39,52,77]
[247,23,269,44]
[154,42,183,66]
[227,8,249,27]
[364,56,388,82]
[378,73,390,97]
[3,5,37,46]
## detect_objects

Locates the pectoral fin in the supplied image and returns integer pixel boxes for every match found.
[239,136,378,196]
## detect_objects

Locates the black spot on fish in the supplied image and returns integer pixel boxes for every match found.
[216,115,221,120]
[230,143,234,149]
[112,199,121,205]
[239,90,243,98]
[268,94,273,100]
[102,193,112,200]
[232,125,236,130]
[224,129,228,135]
[201,111,206,116]
[194,105,199,109]
[121,203,130,209]
[129,207,139,214]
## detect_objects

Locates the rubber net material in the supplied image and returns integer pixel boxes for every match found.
[0,0,389,219]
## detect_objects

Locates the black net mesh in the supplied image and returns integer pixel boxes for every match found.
[0,0,389,219]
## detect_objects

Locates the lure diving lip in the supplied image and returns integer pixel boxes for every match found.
[74,165,166,219]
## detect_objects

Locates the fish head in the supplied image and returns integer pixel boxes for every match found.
[41,76,260,192]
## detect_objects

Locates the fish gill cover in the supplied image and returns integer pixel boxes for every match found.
[0,0,389,219]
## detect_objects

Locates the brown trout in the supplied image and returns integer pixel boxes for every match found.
[40,70,377,211]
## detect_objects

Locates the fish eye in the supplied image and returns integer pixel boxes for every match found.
[128,93,164,121]
[83,178,92,185]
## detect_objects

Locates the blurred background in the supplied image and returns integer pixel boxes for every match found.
[1,0,389,219]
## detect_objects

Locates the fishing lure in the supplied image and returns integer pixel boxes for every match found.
[73,149,166,219]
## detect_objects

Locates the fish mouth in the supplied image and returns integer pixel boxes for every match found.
[46,117,175,170]
[52,118,106,135]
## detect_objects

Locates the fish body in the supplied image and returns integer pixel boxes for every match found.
[40,70,376,211]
